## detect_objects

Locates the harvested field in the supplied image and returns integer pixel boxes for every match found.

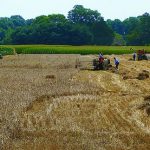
[0,54,150,150]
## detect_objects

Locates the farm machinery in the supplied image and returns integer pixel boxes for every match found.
[92,58,111,70]
[137,50,148,60]
[75,56,111,70]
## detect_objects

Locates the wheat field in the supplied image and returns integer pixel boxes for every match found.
[0,54,150,150]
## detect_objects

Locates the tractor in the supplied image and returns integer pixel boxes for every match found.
[137,50,148,60]
[93,58,111,70]
[75,56,111,70]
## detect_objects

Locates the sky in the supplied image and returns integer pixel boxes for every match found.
[1,0,150,21]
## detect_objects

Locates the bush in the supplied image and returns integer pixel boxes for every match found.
[0,46,14,56]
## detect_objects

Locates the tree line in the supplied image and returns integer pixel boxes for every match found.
[0,5,150,45]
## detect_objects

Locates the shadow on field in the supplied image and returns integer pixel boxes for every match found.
[138,95,150,116]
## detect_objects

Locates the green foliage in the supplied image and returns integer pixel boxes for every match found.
[138,13,150,45]
[67,24,93,45]
[0,46,14,55]
[123,17,140,35]
[0,16,26,44]
[112,33,126,46]
[68,5,114,45]
[91,21,114,45]
[68,5,102,24]
[0,5,150,46]
[10,15,26,28]
[107,19,125,35]
[107,13,150,46]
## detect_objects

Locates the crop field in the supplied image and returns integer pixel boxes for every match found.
[0,53,150,149]
[1,45,150,55]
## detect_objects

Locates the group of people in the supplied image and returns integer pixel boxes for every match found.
[99,53,119,70]
[98,49,146,71]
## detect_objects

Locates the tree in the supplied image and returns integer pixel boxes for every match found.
[67,23,93,45]
[0,28,5,44]
[112,33,126,46]
[107,19,125,35]
[125,13,150,45]
[12,26,32,44]
[68,5,102,24]
[10,15,26,28]
[68,5,114,45]
[0,17,14,30]
[91,20,114,45]
[123,17,139,35]
[138,13,150,45]
[0,18,14,44]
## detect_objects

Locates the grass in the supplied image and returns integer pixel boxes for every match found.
[3,45,150,55]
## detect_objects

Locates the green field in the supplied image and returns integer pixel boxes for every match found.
[1,45,150,55]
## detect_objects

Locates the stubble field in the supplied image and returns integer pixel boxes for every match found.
[0,54,150,150]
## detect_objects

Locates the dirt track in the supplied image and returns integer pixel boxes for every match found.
[0,54,150,149]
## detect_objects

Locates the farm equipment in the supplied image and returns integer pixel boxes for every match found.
[137,50,148,60]
[92,58,111,70]
[75,56,111,70]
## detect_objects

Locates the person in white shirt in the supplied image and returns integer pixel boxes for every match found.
[114,57,119,70]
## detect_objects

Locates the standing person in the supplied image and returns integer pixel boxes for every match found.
[98,52,104,69]
[114,57,119,70]
[133,52,136,61]
[99,53,104,63]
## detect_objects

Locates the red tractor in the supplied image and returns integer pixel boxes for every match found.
[137,49,148,60]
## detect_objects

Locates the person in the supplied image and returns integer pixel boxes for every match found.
[99,53,104,63]
[98,53,104,69]
[114,57,119,70]
[133,52,136,61]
